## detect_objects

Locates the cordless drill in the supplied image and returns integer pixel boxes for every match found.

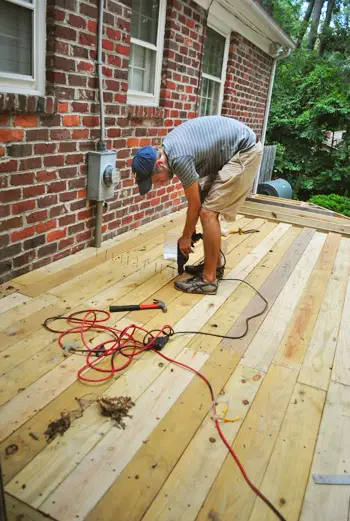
[177,232,203,274]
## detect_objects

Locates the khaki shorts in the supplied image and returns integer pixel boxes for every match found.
[200,141,263,221]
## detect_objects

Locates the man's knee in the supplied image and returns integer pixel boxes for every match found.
[200,207,218,225]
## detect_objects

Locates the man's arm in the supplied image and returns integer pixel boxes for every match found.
[178,181,201,254]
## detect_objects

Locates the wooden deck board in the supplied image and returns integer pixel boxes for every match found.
[1,206,349,521]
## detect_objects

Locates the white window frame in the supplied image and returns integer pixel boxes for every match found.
[0,0,46,95]
[127,0,166,107]
[200,15,230,116]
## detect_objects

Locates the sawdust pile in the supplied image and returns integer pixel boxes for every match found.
[97,396,135,429]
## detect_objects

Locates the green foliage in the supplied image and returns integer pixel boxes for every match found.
[267,49,350,199]
[309,193,350,215]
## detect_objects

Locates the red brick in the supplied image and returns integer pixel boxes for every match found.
[19,157,42,170]
[82,116,99,127]
[106,27,121,41]
[59,191,77,202]
[103,39,114,51]
[79,33,96,47]
[68,14,86,29]
[116,44,129,56]
[10,173,35,186]
[66,153,85,165]
[11,225,34,242]
[87,20,97,33]
[55,25,77,41]
[63,115,80,127]
[114,93,127,103]
[44,155,65,167]
[59,214,76,226]
[23,185,45,198]
[0,129,24,142]
[0,160,18,173]
[59,237,75,249]
[26,209,48,224]
[0,205,10,219]
[0,115,9,126]
[0,146,5,157]
[77,61,94,73]
[72,129,89,139]
[48,181,67,193]
[13,115,38,128]
[76,230,92,242]
[12,200,36,215]
[58,102,69,113]
[38,195,58,208]
[0,188,21,204]
[77,189,87,199]
[50,129,70,140]
[34,143,57,155]
[36,219,57,233]
[47,229,66,242]
[0,216,22,232]
[26,129,49,141]
[127,138,140,147]
[59,142,76,153]
[77,209,92,220]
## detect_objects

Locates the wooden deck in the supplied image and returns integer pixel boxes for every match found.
[1,205,349,521]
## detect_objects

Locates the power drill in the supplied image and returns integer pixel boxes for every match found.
[177,232,203,274]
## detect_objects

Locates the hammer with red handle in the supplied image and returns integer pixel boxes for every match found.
[109,299,167,313]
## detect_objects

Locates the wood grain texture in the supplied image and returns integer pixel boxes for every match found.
[331,262,350,386]
[299,381,350,521]
[248,383,325,521]
[196,364,297,521]
[299,237,350,390]
[243,232,327,372]
[274,232,341,369]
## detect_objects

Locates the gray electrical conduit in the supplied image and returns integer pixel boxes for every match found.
[95,0,106,248]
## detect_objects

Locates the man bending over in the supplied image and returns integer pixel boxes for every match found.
[131,115,263,295]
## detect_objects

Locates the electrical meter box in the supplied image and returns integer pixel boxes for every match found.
[87,150,119,201]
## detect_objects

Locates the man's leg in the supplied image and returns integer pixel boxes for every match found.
[200,207,221,282]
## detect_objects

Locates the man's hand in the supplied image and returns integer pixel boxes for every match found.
[178,235,193,255]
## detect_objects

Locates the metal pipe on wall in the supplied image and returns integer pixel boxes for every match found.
[95,201,103,248]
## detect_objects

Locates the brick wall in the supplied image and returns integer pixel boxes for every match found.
[222,32,273,135]
[0,0,273,283]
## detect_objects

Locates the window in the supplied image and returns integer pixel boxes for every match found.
[127,0,166,107]
[200,25,230,116]
[0,0,45,95]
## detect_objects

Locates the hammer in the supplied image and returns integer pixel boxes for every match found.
[109,299,167,313]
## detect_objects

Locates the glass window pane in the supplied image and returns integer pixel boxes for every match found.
[0,0,32,76]
[200,77,220,116]
[131,0,159,45]
[203,27,225,79]
[128,43,156,94]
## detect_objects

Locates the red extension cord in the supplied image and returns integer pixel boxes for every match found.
[44,310,287,521]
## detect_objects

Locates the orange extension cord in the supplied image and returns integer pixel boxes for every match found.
[44,310,287,521]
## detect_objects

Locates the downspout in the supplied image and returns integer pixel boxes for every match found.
[95,0,106,248]
[252,47,291,194]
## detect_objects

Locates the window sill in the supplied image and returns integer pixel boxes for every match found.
[0,93,57,115]
[128,105,166,120]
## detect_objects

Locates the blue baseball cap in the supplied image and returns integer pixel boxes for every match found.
[132,146,157,195]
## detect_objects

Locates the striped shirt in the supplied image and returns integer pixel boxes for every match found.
[162,116,256,189]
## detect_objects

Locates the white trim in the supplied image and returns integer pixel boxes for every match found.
[127,0,166,107]
[194,0,295,56]
[200,14,230,116]
[0,0,46,95]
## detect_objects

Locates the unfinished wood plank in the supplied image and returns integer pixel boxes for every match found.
[0,292,31,314]
[299,237,350,390]
[6,346,201,507]
[221,227,315,354]
[5,493,58,521]
[141,365,264,521]
[40,349,208,521]
[0,283,19,299]
[0,294,58,334]
[196,364,298,521]
[299,381,350,521]
[15,213,185,297]
[188,226,303,354]
[248,383,325,521]
[244,201,349,232]
[86,349,242,521]
[243,232,327,372]
[331,269,350,386]
[274,232,341,369]
[241,202,350,235]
